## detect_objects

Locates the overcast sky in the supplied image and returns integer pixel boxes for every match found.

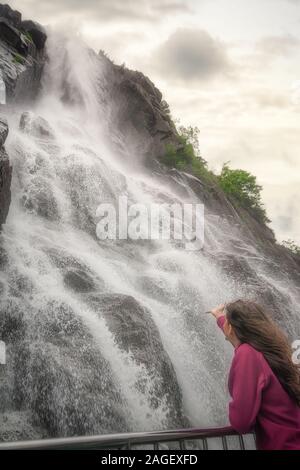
[7,0,300,243]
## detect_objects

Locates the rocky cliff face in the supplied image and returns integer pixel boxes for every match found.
[0,3,47,228]
[0,116,11,228]
[95,54,300,287]
[0,4,46,102]
[98,51,181,164]
[91,54,300,316]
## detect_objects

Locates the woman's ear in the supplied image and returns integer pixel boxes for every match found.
[224,321,233,340]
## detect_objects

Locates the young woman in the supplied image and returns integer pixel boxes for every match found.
[211,300,300,450]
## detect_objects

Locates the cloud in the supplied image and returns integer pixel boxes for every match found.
[256,34,300,56]
[8,0,192,24]
[249,89,292,109]
[150,28,232,83]
[263,184,300,243]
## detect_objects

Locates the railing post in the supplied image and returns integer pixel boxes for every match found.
[238,435,245,450]
[202,438,209,450]
[222,436,228,450]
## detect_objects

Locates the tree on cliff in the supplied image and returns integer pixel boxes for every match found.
[218,163,270,224]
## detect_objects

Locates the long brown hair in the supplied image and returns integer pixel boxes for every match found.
[226,299,300,406]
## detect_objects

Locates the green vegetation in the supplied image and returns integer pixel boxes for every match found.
[160,124,270,224]
[23,31,33,43]
[13,53,25,65]
[218,163,270,224]
[162,137,193,168]
[160,126,215,184]
[178,125,201,157]
[281,239,300,255]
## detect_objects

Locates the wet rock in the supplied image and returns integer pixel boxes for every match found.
[47,248,89,270]
[136,275,171,303]
[0,4,22,29]
[90,293,186,427]
[0,17,28,56]
[98,53,180,165]
[0,296,128,438]
[14,333,128,436]
[92,294,157,358]
[0,116,8,146]
[60,151,119,237]
[0,411,48,442]
[217,253,259,284]
[9,271,35,298]
[21,20,47,50]
[0,245,8,267]
[0,354,16,413]
[19,111,55,139]
[0,302,26,343]
[64,269,96,293]
[21,175,59,221]
[36,301,91,344]
[0,124,10,228]
[0,5,47,103]
[0,147,12,228]
[252,281,300,338]
[47,250,104,293]
[0,311,26,342]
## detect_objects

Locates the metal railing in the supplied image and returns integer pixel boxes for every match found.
[0,426,256,450]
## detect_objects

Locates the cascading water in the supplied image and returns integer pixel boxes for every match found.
[0,30,299,440]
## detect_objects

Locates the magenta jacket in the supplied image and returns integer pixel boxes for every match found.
[217,315,300,450]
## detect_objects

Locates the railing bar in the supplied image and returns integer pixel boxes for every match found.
[238,435,245,450]
[153,442,159,450]
[0,427,256,450]
[222,436,228,450]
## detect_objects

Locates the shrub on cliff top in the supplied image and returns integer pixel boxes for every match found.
[160,126,215,184]
[218,163,270,224]
[160,126,270,225]
[281,239,300,255]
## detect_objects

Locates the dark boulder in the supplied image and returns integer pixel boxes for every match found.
[19,111,55,139]
[0,412,48,442]
[63,269,96,293]
[97,53,180,166]
[0,116,11,228]
[0,17,28,55]
[21,20,47,50]
[0,115,8,146]
[115,72,177,161]
[0,4,22,28]
[0,300,26,343]
[15,341,127,436]
[0,152,11,227]
[0,5,47,103]
[21,175,59,221]
[11,297,129,436]
[89,293,187,427]
[0,245,8,267]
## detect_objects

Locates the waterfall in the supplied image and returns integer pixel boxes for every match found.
[0,30,299,440]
